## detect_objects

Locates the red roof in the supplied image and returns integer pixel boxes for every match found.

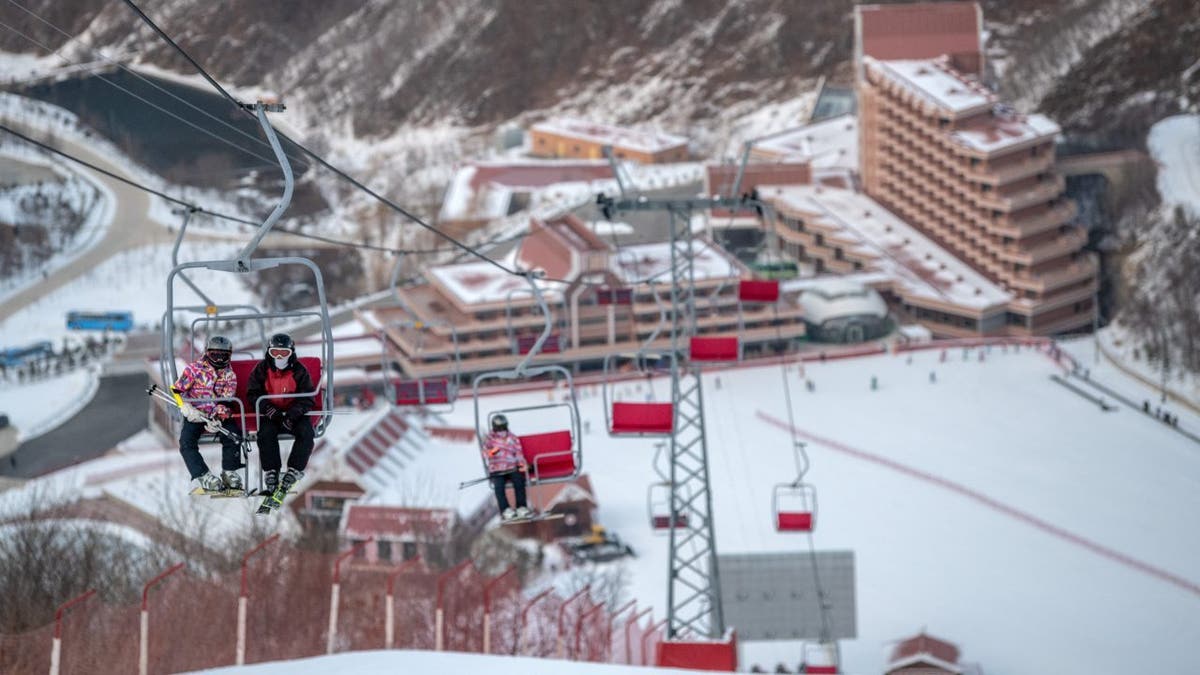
[517,214,611,280]
[343,505,455,540]
[889,632,960,666]
[470,162,613,191]
[304,480,365,496]
[858,2,981,64]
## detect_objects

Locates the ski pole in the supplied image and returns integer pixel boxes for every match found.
[146,384,243,442]
[458,476,493,489]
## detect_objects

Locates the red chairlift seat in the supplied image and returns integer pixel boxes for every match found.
[230,357,324,435]
[393,378,452,405]
[802,642,840,674]
[610,402,674,435]
[738,279,780,303]
[689,336,740,363]
[518,430,577,482]
[773,482,817,533]
[517,333,561,354]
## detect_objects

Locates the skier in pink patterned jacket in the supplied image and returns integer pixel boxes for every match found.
[172,336,243,492]
[482,414,531,521]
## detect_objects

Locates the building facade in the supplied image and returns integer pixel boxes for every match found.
[855,2,1096,335]
[368,214,807,380]
[529,118,689,163]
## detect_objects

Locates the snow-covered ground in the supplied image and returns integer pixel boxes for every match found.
[192,649,700,675]
[0,367,97,442]
[1147,114,1200,217]
[0,241,255,348]
[402,341,1199,675]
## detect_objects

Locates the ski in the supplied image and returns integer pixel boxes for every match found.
[254,489,297,515]
[501,512,564,525]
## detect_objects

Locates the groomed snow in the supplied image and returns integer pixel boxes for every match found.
[413,342,1199,675]
[1147,113,1200,217]
[191,649,701,675]
[0,367,97,442]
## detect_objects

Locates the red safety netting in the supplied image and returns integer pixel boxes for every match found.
[0,541,648,673]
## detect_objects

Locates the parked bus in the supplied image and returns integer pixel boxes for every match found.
[66,310,134,332]
[0,340,53,367]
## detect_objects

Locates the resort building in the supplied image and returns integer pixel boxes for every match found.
[854,2,1096,334]
[362,213,807,379]
[529,118,689,163]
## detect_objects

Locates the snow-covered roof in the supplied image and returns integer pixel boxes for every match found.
[531,118,688,154]
[439,161,616,222]
[795,277,889,324]
[610,239,743,284]
[342,504,455,540]
[760,185,1010,310]
[752,114,859,170]
[953,111,1060,154]
[427,258,564,307]
[869,57,994,115]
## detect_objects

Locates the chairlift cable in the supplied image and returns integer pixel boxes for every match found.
[120,0,521,278]
[0,16,308,175]
[4,0,313,172]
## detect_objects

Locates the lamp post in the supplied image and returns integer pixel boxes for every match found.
[237,534,280,665]
[384,556,422,649]
[435,559,473,652]
[326,538,373,655]
[140,563,186,675]
[48,589,96,675]
[482,566,517,654]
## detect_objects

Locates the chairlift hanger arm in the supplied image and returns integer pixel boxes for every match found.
[235,103,293,269]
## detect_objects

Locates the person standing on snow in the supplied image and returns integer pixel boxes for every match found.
[173,335,243,492]
[482,414,531,521]
[245,333,316,499]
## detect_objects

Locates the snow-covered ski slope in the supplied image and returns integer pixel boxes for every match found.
[378,341,1200,674]
[193,649,702,674]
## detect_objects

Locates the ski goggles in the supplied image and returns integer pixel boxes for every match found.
[268,347,293,359]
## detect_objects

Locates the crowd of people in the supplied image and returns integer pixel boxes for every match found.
[0,334,121,385]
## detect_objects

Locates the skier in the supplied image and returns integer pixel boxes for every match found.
[246,333,316,507]
[482,413,532,521]
[172,335,243,492]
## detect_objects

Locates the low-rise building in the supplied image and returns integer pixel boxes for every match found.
[529,118,688,163]
[341,504,457,568]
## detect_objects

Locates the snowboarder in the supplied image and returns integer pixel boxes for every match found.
[246,333,317,506]
[482,413,531,521]
[172,335,243,492]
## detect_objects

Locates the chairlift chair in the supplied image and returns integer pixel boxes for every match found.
[801,641,840,674]
[773,440,816,532]
[161,102,334,446]
[379,254,462,410]
[473,274,582,490]
[603,283,675,436]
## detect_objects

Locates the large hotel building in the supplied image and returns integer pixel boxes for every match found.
[851,2,1096,334]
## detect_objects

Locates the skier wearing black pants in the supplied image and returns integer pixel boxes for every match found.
[245,333,316,500]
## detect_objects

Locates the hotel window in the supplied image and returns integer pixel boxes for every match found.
[352,540,368,559]
[378,541,392,562]
[814,233,824,246]
[402,542,418,560]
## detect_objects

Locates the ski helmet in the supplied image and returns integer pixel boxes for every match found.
[491,414,508,432]
[266,333,295,367]
[204,335,233,369]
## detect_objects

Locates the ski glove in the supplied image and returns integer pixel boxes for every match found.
[262,404,281,420]
[204,418,222,434]
[180,402,206,423]
[286,408,305,426]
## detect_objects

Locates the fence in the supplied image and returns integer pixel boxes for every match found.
[0,538,667,674]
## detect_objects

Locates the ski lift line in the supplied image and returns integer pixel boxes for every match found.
[0,17,308,175]
[3,0,314,172]
[120,0,521,279]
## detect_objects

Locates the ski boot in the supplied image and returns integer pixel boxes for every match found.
[191,472,224,495]
[514,506,533,520]
[221,470,245,494]
[501,507,517,522]
[257,468,302,515]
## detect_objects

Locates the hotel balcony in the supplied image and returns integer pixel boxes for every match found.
[980,175,1064,212]
[969,153,1055,186]
[992,200,1077,239]
[1007,255,1097,295]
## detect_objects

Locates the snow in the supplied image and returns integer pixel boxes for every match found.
[191,649,701,675]
[1147,114,1200,217]
[869,58,994,115]
[953,112,1060,154]
[0,367,98,442]
[760,185,1011,309]
[0,242,257,347]
[751,114,859,171]
[611,239,742,284]
[0,145,116,304]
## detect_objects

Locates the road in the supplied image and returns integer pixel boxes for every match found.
[0,372,149,478]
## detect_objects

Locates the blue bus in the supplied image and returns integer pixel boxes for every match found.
[0,340,53,367]
[66,310,134,332]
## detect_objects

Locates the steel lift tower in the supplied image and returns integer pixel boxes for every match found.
[597,192,767,639]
